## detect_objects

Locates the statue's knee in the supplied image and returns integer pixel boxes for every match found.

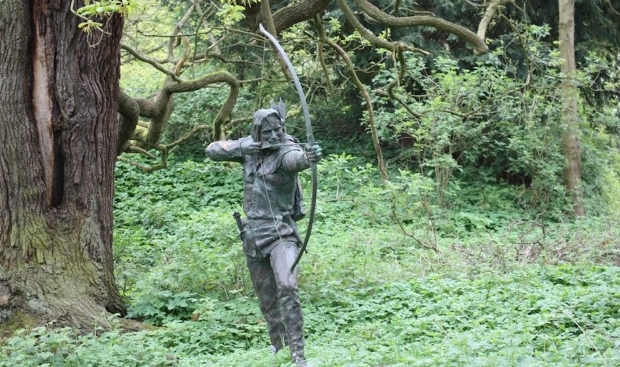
[279,283,298,294]
[278,284,300,302]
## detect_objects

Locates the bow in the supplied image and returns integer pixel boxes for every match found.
[258,24,317,273]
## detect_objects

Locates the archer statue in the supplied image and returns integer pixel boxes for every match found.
[205,104,322,367]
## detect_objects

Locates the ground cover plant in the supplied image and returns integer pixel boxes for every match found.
[2,154,619,367]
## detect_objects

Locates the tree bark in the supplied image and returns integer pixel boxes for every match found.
[244,0,331,33]
[352,0,488,55]
[0,0,126,329]
[558,0,585,216]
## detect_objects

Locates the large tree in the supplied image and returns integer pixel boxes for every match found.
[0,1,125,328]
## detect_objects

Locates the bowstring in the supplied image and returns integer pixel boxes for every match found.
[257,38,287,253]
[259,155,285,246]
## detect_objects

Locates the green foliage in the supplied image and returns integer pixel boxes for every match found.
[113,157,247,322]
[3,266,619,366]
[4,151,620,366]
[127,289,197,325]
[119,0,177,95]
[78,0,135,17]
[368,23,620,217]
[14,1,620,363]
[215,3,247,27]
[74,0,137,33]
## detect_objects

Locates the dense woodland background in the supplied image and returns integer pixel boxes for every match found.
[2,0,620,366]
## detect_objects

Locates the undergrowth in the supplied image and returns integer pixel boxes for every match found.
[1,154,619,367]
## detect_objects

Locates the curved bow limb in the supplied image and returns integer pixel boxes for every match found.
[258,24,318,274]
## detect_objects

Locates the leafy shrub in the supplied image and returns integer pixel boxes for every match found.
[3,266,619,366]
[367,24,620,218]
[7,148,620,366]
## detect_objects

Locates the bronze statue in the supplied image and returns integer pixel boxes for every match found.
[205,107,322,367]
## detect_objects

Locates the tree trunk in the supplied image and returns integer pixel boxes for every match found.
[558,0,585,217]
[0,0,126,330]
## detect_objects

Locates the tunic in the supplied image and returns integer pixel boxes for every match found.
[205,135,310,256]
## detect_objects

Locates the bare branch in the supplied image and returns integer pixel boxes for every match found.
[165,71,240,140]
[164,124,212,150]
[350,0,489,55]
[337,0,408,52]
[477,0,513,41]
[386,50,423,119]
[460,0,489,8]
[117,90,141,154]
[120,43,181,82]
[169,3,196,60]
[605,0,620,16]
[272,0,332,32]
[118,145,168,173]
[315,14,388,181]
[193,0,222,56]
[117,69,239,159]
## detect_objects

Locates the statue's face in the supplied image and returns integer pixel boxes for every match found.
[260,116,284,149]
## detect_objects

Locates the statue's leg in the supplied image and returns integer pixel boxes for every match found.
[246,255,286,352]
[270,242,306,366]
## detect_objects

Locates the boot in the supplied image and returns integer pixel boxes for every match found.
[292,352,307,367]
[289,330,306,366]
[279,287,306,367]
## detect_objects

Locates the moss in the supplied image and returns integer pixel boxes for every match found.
[0,311,37,341]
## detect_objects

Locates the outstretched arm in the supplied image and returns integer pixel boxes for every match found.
[205,137,261,162]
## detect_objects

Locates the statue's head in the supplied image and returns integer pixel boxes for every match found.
[251,108,285,149]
